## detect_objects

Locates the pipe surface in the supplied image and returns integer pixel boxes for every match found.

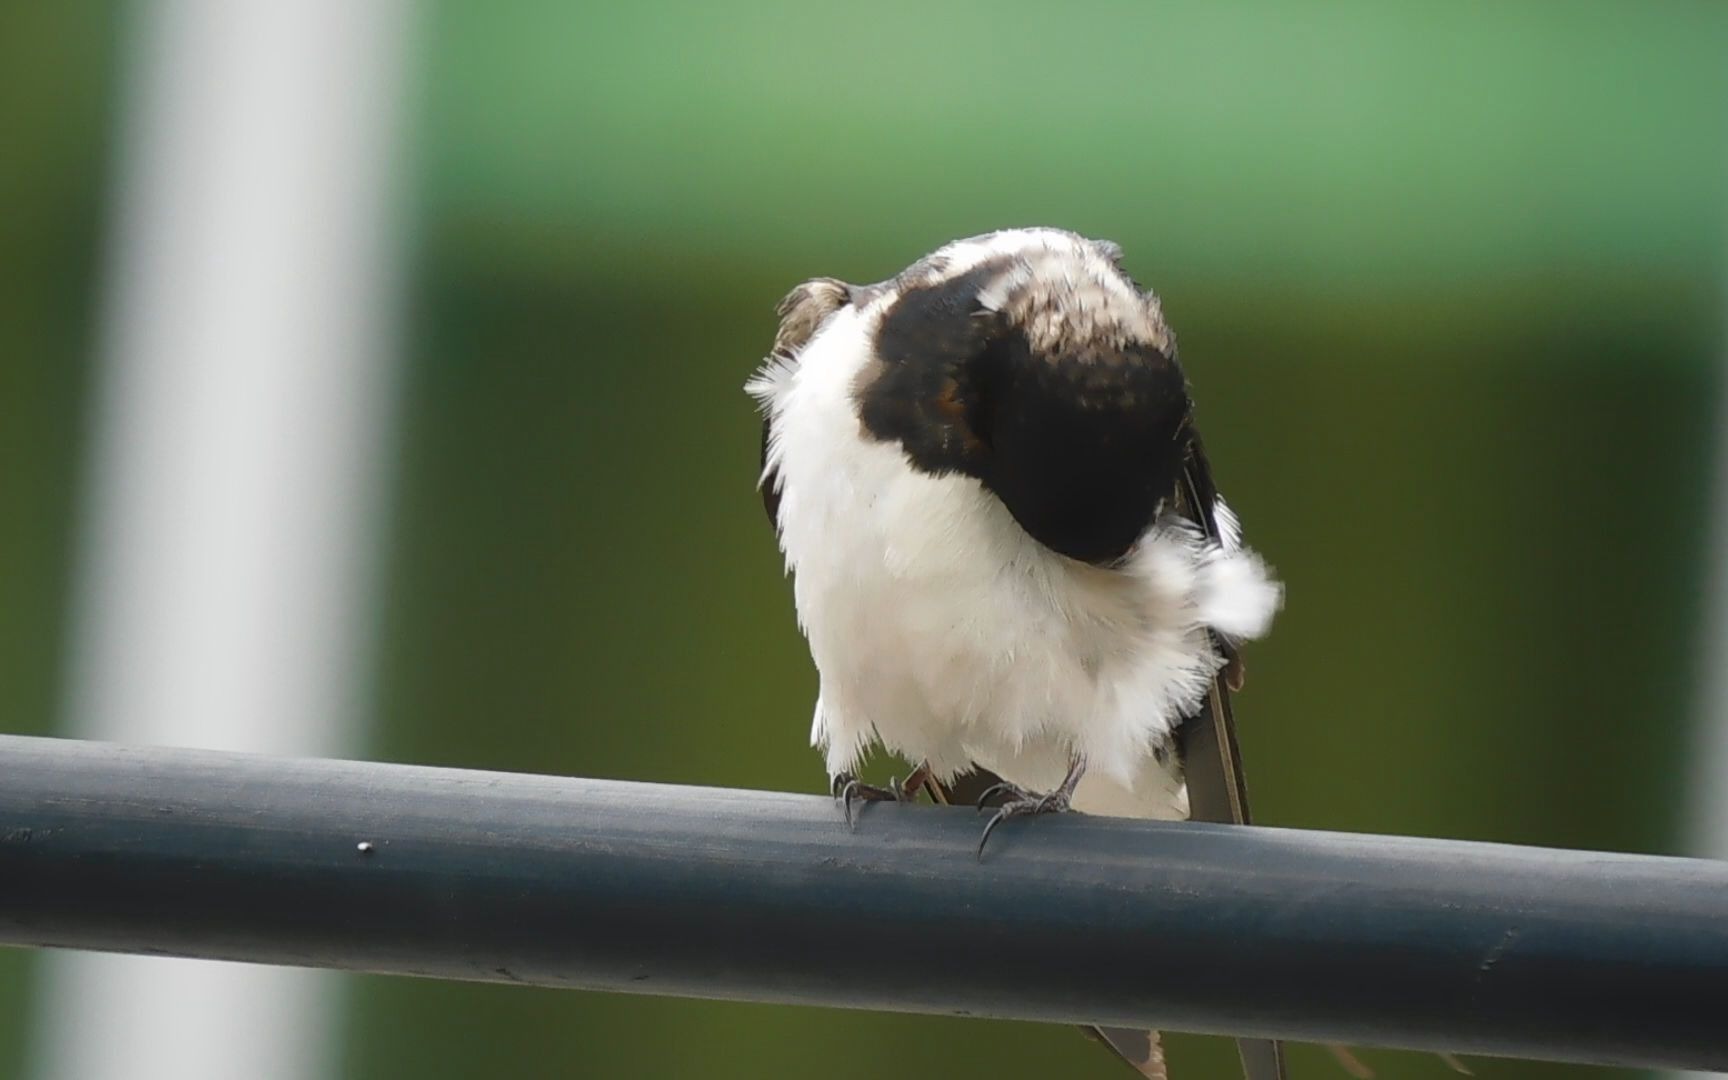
[1,734,1724,1070]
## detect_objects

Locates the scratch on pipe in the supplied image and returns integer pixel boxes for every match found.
[1478,927,1522,980]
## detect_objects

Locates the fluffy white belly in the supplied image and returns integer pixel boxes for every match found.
[792,458,1204,818]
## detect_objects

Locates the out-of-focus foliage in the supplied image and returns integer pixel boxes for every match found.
[4,3,1727,1078]
[0,7,115,1079]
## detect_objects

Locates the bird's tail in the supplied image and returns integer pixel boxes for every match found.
[933,773,1173,1080]
[1089,1026,1168,1080]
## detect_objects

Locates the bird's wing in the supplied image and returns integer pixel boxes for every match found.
[1177,437,1473,1080]
[1175,431,1254,826]
[1174,432,1288,1080]
[757,414,782,530]
[927,433,1282,1080]
[928,773,1169,1077]
[1090,1027,1171,1080]
[752,278,852,531]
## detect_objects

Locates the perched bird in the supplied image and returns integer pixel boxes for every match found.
[747,227,1284,1079]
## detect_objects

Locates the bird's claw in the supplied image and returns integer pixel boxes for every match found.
[976,785,1074,858]
[832,765,931,829]
[975,779,1036,810]
[833,775,893,829]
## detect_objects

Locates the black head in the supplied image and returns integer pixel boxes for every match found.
[853,229,1192,565]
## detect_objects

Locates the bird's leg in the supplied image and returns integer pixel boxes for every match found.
[892,760,936,802]
[976,752,1086,857]
[832,760,937,829]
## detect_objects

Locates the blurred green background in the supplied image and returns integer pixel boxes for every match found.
[4,3,1727,1078]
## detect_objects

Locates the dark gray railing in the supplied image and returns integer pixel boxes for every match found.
[1,734,1723,1071]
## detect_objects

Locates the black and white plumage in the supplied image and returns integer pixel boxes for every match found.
[747,228,1284,1079]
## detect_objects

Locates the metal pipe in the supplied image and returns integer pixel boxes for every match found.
[1,734,1724,1070]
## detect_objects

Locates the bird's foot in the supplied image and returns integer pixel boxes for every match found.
[974,779,1038,807]
[832,761,935,829]
[974,754,1088,859]
[975,781,1075,858]
[832,774,895,828]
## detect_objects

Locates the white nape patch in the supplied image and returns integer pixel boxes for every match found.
[971,240,1137,314]
[900,228,1170,356]
[910,227,1117,289]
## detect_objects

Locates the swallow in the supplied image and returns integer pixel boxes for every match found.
[749,227,1284,1079]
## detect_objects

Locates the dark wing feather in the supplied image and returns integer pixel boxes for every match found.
[928,433,1282,1080]
[759,415,781,529]
[1089,1027,1170,1080]
[757,278,854,531]
[1180,439,1470,1080]
[930,772,1169,1076]
[1175,432,1254,826]
[928,769,999,808]
[1175,432,1287,1080]
[929,777,1173,1079]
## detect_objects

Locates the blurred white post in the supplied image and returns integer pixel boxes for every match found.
[1677,229,1728,1079]
[33,4,411,1080]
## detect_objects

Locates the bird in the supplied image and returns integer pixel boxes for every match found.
[747,227,1284,1080]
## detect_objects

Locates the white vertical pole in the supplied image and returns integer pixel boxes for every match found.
[32,4,411,1080]
[1674,236,1728,1080]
